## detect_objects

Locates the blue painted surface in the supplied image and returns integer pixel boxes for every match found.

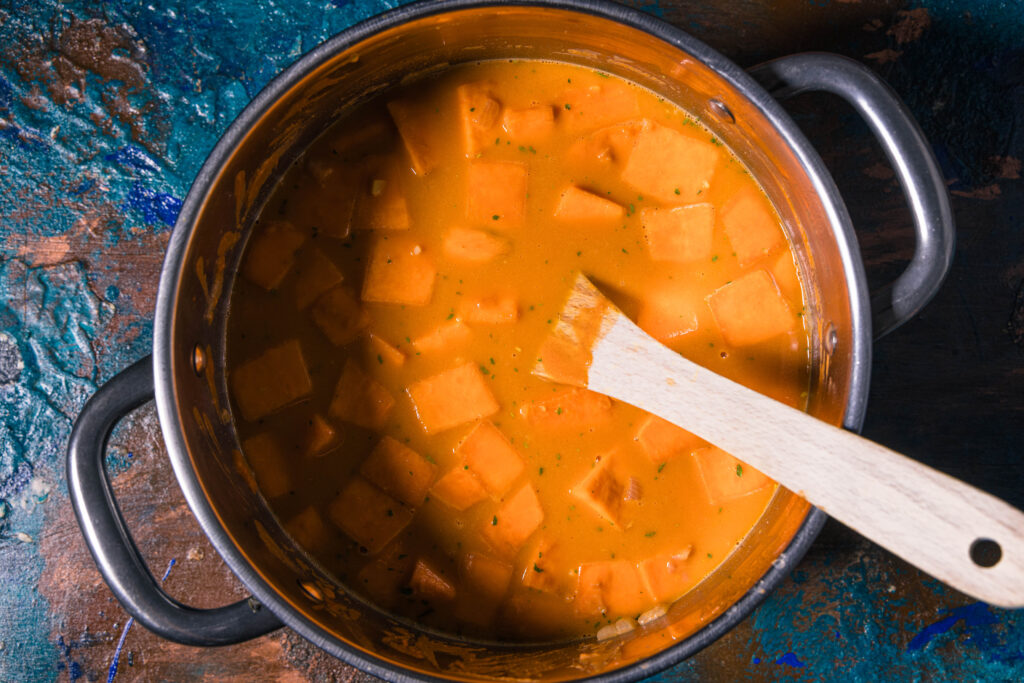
[1,0,1022,681]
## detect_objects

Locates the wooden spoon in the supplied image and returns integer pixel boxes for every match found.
[534,273,1024,608]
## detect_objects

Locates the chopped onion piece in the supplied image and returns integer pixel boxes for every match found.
[638,604,667,626]
[597,617,636,641]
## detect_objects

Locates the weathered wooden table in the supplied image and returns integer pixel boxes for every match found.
[2,0,1022,680]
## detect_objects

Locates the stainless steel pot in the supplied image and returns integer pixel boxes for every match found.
[68,1,954,680]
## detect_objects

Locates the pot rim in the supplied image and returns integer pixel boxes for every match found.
[153,0,871,679]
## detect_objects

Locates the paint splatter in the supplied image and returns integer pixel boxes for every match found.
[908,602,998,652]
[107,558,175,682]
[775,652,805,667]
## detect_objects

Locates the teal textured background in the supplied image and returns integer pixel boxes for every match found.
[1,0,1022,680]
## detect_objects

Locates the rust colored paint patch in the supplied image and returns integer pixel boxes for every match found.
[889,7,932,44]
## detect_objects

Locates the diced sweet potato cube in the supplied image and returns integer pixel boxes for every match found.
[407,363,500,434]
[360,436,437,507]
[561,83,641,134]
[443,227,510,264]
[520,538,565,594]
[553,186,624,224]
[721,189,783,265]
[575,560,649,617]
[310,286,370,346]
[500,592,577,639]
[572,453,625,525]
[327,476,413,554]
[622,123,720,202]
[706,270,794,346]
[454,551,513,626]
[409,557,457,602]
[458,420,524,496]
[366,333,405,370]
[639,549,693,602]
[483,484,544,555]
[692,445,772,505]
[460,294,518,324]
[567,120,645,166]
[294,248,344,310]
[242,221,306,290]
[635,414,704,464]
[412,319,472,355]
[466,160,528,226]
[637,283,701,343]
[430,465,488,511]
[502,105,555,140]
[329,358,396,430]
[460,552,513,602]
[386,98,438,175]
[232,339,313,421]
[294,161,360,239]
[285,506,331,552]
[352,159,411,231]
[362,235,436,306]
[304,414,338,457]
[641,203,715,264]
[242,433,292,499]
[457,82,502,156]
[520,387,612,427]
[771,250,803,303]
[356,541,414,608]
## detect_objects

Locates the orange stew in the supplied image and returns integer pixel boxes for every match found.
[226,60,810,641]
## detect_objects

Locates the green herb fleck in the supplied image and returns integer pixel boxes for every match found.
[492,214,500,220]
[736,464,744,477]
[377,354,384,365]
[492,515,498,526]
[645,531,656,538]
[533,563,544,573]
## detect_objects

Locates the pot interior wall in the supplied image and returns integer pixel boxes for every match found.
[167,6,853,680]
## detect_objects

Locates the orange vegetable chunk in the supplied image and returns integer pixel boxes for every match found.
[483,484,544,556]
[457,82,502,156]
[637,283,701,343]
[466,160,527,226]
[639,549,693,602]
[561,83,641,133]
[458,420,524,496]
[242,221,306,290]
[460,294,518,324]
[521,387,612,427]
[293,247,344,310]
[386,98,438,175]
[706,269,793,346]
[232,339,312,421]
[502,105,555,141]
[692,445,772,505]
[352,157,411,231]
[329,358,395,430]
[621,123,720,202]
[443,227,510,264]
[360,436,438,507]
[327,476,413,554]
[407,363,500,434]
[362,235,436,306]
[553,186,624,224]
[412,319,472,355]
[304,413,338,457]
[365,333,405,369]
[409,558,457,602]
[772,250,803,303]
[567,120,644,166]
[460,552,513,602]
[520,538,567,594]
[356,541,414,608]
[285,506,331,552]
[575,560,649,617]
[293,160,359,239]
[721,189,783,265]
[241,433,292,499]
[310,286,370,346]
[572,453,625,525]
[635,414,704,464]
[430,465,488,511]
[641,203,715,263]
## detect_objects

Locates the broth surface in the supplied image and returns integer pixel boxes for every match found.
[226,60,809,641]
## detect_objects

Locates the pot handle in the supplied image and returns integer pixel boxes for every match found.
[749,53,955,339]
[67,355,282,646]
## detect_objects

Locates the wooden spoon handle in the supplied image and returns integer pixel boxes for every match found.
[587,309,1024,608]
